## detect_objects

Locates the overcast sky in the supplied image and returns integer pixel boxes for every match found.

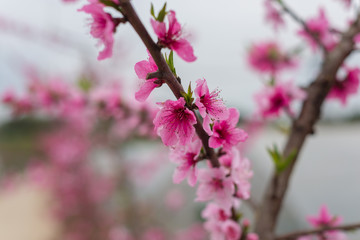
[1,0,360,117]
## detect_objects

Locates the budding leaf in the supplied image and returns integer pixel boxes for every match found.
[164,51,177,77]
[157,3,167,22]
[78,77,92,92]
[268,145,296,174]
[150,3,156,19]
[180,83,194,106]
[151,2,168,22]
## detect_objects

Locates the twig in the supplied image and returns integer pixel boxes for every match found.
[254,14,360,240]
[117,0,220,168]
[275,223,360,240]
[275,0,327,53]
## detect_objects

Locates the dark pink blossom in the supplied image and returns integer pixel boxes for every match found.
[170,138,202,186]
[151,10,196,62]
[209,108,248,151]
[327,67,360,106]
[79,1,116,60]
[153,97,197,146]
[254,80,306,119]
[248,41,296,74]
[195,78,228,132]
[134,51,161,102]
[298,8,337,51]
[196,167,235,210]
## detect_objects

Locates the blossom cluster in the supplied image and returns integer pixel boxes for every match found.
[131,9,258,238]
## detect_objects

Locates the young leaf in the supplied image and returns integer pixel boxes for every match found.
[157,3,167,22]
[150,3,156,19]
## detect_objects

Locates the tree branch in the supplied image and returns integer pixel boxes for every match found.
[275,223,360,240]
[254,14,360,240]
[117,0,220,167]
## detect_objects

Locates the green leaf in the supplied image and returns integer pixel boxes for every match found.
[157,3,167,22]
[78,77,92,92]
[268,145,297,174]
[164,51,177,77]
[150,3,156,19]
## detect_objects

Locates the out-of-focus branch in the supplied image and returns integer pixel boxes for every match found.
[275,0,327,53]
[117,0,220,168]
[275,223,360,240]
[254,14,360,240]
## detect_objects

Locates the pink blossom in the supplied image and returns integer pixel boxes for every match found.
[248,41,296,74]
[307,205,342,227]
[231,155,253,200]
[153,97,197,146]
[195,78,228,132]
[298,8,337,51]
[196,167,235,210]
[151,10,196,62]
[264,0,285,31]
[247,233,259,240]
[79,1,116,60]
[209,108,248,150]
[134,51,161,102]
[202,203,231,240]
[254,80,306,119]
[327,67,360,106]
[298,205,347,240]
[170,138,202,186]
[222,220,241,240]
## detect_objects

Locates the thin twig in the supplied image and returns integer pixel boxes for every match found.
[275,223,360,240]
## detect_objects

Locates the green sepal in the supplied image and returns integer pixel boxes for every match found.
[180,83,194,106]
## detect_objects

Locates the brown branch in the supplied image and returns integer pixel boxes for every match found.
[275,223,360,240]
[275,0,327,53]
[117,0,220,167]
[254,15,360,240]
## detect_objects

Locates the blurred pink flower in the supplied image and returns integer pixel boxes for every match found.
[327,67,360,106]
[298,8,337,51]
[248,41,296,74]
[264,0,285,31]
[254,80,306,119]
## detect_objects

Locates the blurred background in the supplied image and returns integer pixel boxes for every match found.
[0,0,360,239]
